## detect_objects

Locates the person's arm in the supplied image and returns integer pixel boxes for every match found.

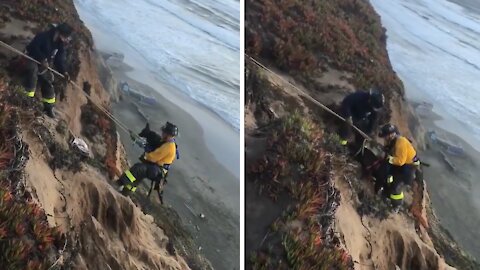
[390,139,408,166]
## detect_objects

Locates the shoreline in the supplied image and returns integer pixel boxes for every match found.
[410,99,480,260]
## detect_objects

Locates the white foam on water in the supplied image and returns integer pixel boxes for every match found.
[371,0,480,149]
[75,0,240,130]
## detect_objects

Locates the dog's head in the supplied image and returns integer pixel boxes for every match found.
[139,123,163,149]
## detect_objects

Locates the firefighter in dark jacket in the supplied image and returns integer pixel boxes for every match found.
[378,124,420,213]
[338,90,385,146]
[23,23,73,118]
[117,122,178,199]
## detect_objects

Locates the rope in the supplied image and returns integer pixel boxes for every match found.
[0,40,137,138]
[245,54,373,140]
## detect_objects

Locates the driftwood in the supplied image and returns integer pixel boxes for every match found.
[440,151,456,171]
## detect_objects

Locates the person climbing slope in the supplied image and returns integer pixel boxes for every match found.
[378,123,420,213]
[117,122,179,203]
[22,23,73,118]
[338,90,385,146]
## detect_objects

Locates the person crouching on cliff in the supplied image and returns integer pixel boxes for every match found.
[117,122,179,203]
[338,90,385,148]
[378,124,420,213]
[22,23,73,118]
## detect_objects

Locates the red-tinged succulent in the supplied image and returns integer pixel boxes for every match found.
[2,190,13,203]
[0,224,8,239]
[26,259,41,270]
[15,223,26,236]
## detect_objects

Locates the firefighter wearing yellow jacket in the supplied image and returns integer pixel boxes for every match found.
[117,122,178,199]
[378,124,419,212]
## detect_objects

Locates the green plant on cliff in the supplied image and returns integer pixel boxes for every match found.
[246,0,404,96]
[249,113,353,269]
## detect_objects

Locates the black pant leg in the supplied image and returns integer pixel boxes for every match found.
[339,121,352,141]
[118,163,149,187]
[23,61,38,94]
[39,71,55,105]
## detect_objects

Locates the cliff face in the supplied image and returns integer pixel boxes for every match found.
[0,1,197,269]
[245,0,425,148]
[245,0,477,269]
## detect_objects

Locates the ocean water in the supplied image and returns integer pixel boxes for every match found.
[370,0,480,149]
[75,0,240,131]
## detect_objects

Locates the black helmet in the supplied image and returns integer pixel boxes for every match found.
[162,122,178,136]
[378,124,399,138]
[56,23,73,37]
[370,90,385,109]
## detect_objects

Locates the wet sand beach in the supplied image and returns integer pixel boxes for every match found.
[413,100,480,259]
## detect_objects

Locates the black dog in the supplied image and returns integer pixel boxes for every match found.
[355,146,388,194]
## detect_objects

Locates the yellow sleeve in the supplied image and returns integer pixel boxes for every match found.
[145,143,176,165]
[391,138,408,166]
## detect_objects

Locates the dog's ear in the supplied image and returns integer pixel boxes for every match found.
[139,123,150,138]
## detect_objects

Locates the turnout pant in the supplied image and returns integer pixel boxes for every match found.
[384,164,416,207]
[23,61,56,106]
[389,164,416,186]
[117,162,165,195]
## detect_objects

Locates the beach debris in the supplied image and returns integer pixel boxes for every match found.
[70,137,91,157]
[199,213,205,219]
[120,81,130,93]
[133,102,150,122]
[440,151,456,172]
[198,246,202,251]
[427,131,464,157]
[414,102,433,117]
[195,225,200,231]
[120,81,158,107]
[105,52,124,68]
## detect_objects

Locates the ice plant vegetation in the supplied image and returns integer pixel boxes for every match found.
[0,76,64,269]
[249,113,353,269]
